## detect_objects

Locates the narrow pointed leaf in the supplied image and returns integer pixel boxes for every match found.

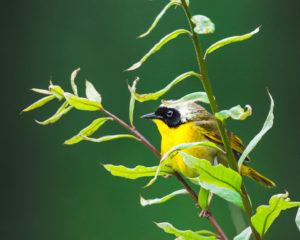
[155,222,216,240]
[138,1,180,38]
[30,88,51,95]
[35,101,73,125]
[251,193,300,238]
[85,80,102,103]
[129,77,139,126]
[145,142,224,188]
[64,117,112,145]
[49,84,64,100]
[173,0,189,5]
[191,15,215,35]
[81,134,138,143]
[64,92,102,111]
[128,71,202,102]
[296,207,300,231]
[126,29,190,71]
[238,91,274,167]
[103,164,173,179]
[200,182,243,208]
[215,105,252,121]
[180,152,243,208]
[198,188,210,210]
[233,227,252,240]
[71,68,80,96]
[161,142,224,163]
[55,101,69,114]
[162,92,209,105]
[205,27,260,58]
[175,230,215,240]
[21,95,55,113]
[140,189,188,207]
[175,232,216,240]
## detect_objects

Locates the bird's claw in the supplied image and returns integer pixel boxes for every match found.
[199,209,210,217]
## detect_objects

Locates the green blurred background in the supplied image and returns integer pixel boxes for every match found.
[2,0,300,239]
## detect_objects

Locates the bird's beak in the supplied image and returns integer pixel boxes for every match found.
[140,112,162,120]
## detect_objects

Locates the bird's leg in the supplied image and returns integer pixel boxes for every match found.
[199,209,210,217]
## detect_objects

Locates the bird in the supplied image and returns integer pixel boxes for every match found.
[141,100,275,187]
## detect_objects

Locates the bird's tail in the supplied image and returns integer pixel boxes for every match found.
[241,165,276,187]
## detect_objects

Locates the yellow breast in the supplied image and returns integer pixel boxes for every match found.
[153,119,218,177]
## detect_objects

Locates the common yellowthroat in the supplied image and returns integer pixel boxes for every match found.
[142,101,275,187]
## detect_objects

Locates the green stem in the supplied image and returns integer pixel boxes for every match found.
[180,1,260,239]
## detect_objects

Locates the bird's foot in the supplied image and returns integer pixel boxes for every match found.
[199,209,210,217]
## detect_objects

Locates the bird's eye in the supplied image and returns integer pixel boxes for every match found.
[166,110,173,118]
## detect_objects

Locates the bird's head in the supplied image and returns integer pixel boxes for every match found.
[141,101,211,128]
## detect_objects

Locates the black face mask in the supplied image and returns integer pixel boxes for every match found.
[154,107,182,128]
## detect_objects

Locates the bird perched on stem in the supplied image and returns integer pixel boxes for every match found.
[141,100,275,187]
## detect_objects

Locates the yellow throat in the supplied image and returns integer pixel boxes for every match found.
[153,119,219,178]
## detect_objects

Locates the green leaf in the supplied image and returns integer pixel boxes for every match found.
[138,1,181,38]
[199,182,243,208]
[180,152,243,208]
[251,193,300,238]
[128,71,202,102]
[161,142,224,163]
[173,0,190,6]
[64,92,102,111]
[103,164,173,180]
[85,80,102,103]
[70,68,80,96]
[35,101,73,125]
[204,27,260,58]
[233,227,252,240]
[296,207,300,231]
[30,88,51,95]
[81,134,138,143]
[215,105,252,121]
[173,0,189,5]
[49,83,64,100]
[126,29,190,71]
[155,222,216,240]
[21,95,55,113]
[238,91,274,167]
[145,142,224,188]
[191,15,215,35]
[140,189,188,207]
[64,117,112,145]
[162,92,209,105]
[198,188,210,210]
[175,230,216,240]
[129,77,139,126]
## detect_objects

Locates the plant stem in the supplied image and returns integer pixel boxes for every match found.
[101,107,227,240]
[173,171,228,240]
[180,1,260,239]
[102,107,161,158]
[173,170,198,204]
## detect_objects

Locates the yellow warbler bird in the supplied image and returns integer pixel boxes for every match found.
[141,100,275,187]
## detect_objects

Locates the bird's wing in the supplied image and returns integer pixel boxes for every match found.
[194,121,250,162]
